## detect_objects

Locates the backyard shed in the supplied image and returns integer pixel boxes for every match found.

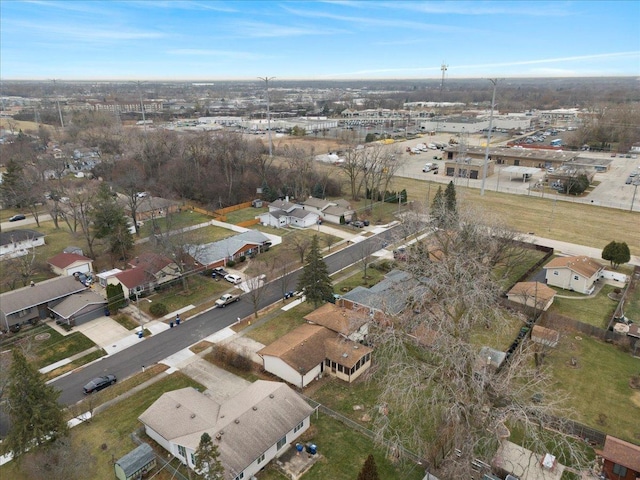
[114,443,156,480]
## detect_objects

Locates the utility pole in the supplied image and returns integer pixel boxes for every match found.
[480,79,498,196]
[258,76,275,157]
[52,79,65,128]
[136,81,147,134]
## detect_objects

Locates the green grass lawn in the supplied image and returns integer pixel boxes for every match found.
[494,248,548,289]
[137,210,211,237]
[333,263,388,293]
[0,371,203,480]
[225,206,268,224]
[545,335,640,442]
[299,413,425,480]
[30,326,96,369]
[245,302,313,345]
[550,285,619,328]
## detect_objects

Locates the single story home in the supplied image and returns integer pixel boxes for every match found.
[258,208,319,229]
[138,381,314,480]
[48,290,107,326]
[114,443,156,480]
[47,252,94,277]
[106,253,181,299]
[0,229,45,258]
[301,197,354,224]
[257,323,372,388]
[597,436,640,480]
[543,256,604,294]
[506,282,556,311]
[0,276,87,331]
[185,230,272,269]
[339,269,415,316]
[303,302,370,342]
[123,195,181,221]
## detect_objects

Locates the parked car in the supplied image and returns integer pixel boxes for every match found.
[215,293,239,307]
[9,214,26,222]
[352,220,365,228]
[625,177,633,184]
[211,267,228,278]
[224,274,242,284]
[83,374,117,394]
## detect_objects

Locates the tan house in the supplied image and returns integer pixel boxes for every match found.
[109,252,180,298]
[303,302,370,342]
[47,252,94,277]
[543,256,604,294]
[257,323,372,388]
[507,282,556,311]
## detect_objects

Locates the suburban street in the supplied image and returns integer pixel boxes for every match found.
[52,228,394,405]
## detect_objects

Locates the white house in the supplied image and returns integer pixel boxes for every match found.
[0,229,45,258]
[258,208,319,229]
[138,381,314,480]
[47,252,94,277]
[301,197,354,224]
[543,256,604,294]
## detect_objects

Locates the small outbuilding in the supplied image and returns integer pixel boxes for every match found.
[531,325,560,348]
[114,442,156,480]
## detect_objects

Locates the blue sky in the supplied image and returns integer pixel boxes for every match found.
[1,0,639,80]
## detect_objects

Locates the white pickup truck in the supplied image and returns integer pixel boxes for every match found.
[215,293,240,308]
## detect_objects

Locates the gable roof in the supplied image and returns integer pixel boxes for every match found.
[507,282,556,303]
[47,252,93,269]
[48,291,106,319]
[257,323,335,373]
[302,197,333,210]
[0,276,86,316]
[599,436,640,472]
[185,230,270,266]
[269,199,299,212]
[128,252,175,273]
[341,269,413,315]
[0,229,44,247]
[304,303,368,335]
[139,382,314,478]
[543,256,603,278]
[323,337,372,369]
[114,268,151,289]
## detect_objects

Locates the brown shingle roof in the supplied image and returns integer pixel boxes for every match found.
[303,303,368,335]
[543,256,603,278]
[599,435,640,472]
[507,282,556,303]
[257,324,334,373]
[531,325,560,344]
[47,252,93,269]
[324,337,372,369]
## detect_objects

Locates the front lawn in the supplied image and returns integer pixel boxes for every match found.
[31,326,96,369]
[550,285,619,328]
[244,302,313,345]
[545,335,640,442]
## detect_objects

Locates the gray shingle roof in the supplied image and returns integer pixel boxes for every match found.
[0,276,86,316]
[185,230,270,266]
[139,381,313,478]
[340,269,414,315]
[48,291,106,319]
[0,229,44,247]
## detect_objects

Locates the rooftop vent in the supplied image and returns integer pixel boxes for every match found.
[269,394,275,399]
[176,404,181,408]
[235,419,240,424]
[252,406,258,411]
[190,413,196,419]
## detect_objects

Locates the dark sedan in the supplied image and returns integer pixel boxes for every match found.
[83,374,117,394]
[9,214,26,222]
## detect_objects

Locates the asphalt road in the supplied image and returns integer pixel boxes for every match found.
[53,227,399,405]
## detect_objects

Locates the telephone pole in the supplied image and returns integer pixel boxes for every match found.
[480,79,498,196]
[258,76,275,157]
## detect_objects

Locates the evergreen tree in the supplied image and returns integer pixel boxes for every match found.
[444,181,457,220]
[91,183,133,259]
[602,241,631,269]
[3,349,68,459]
[194,432,225,479]
[106,283,127,312]
[0,158,23,208]
[297,235,333,307]
[357,454,380,480]
[430,186,445,227]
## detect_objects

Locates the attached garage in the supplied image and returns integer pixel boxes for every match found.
[49,291,107,326]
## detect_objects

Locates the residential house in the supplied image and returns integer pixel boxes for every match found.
[47,252,94,277]
[138,381,314,480]
[257,321,373,388]
[258,207,319,229]
[122,195,181,221]
[543,256,604,294]
[114,443,156,480]
[109,253,180,299]
[301,197,354,224]
[0,229,45,258]
[506,282,556,312]
[340,269,414,316]
[0,276,87,331]
[597,436,640,480]
[48,290,107,326]
[185,230,272,269]
[303,302,369,342]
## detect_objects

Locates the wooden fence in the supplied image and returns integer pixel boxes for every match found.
[214,201,253,216]
[236,218,260,228]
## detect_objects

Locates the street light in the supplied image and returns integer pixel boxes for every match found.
[481,79,498,196]
[258,76,275,157]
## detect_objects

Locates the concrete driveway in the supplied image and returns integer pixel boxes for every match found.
[74,316,139,354]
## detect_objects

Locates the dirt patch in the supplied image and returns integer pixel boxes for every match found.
[190,341,214,354]
[35,333,51,341]
[631,391,640,409]
[273,135,344,155]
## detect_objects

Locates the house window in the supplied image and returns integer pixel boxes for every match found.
[573,275,579,281]
[234,473,244,480]
[612,463,627,476]
[277,435,287,450]
[190,453,195,465]
[294,421,304,433]
[177,445,186,458]
[553,271,559,276]
[257,453,265,464]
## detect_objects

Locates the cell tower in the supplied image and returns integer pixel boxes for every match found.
[440,62,448,91]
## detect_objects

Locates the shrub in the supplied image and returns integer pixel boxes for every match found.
[149,303,168,317]
[239,255,246,263]
[227,260,237,267]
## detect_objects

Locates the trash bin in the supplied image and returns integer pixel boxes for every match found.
[170,321,174,328]
[138,330,144,338]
